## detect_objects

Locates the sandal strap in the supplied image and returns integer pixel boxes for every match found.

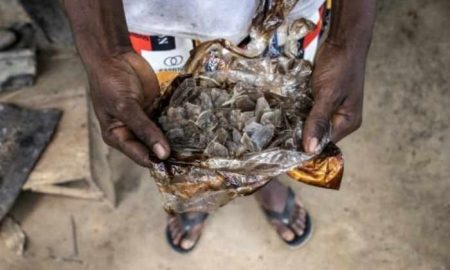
[262,187,296,226]
[166,212,209,253]
[179,212,209,232]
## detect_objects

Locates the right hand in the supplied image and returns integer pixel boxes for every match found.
[87,51,170,166]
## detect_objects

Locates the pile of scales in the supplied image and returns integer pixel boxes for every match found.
[150,0,343,213]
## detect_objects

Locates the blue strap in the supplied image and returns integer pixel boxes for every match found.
[262,187,296,226]
[179,212,209,232]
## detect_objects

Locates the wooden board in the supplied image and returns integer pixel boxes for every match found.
[0,55,114,203]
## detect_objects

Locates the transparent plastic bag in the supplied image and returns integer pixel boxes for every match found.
[149,0,343,213]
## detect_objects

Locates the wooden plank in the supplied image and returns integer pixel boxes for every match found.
[0,55,115,203]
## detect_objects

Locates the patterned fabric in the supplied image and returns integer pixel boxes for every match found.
[293,0,331,62]
[129,0,332,85]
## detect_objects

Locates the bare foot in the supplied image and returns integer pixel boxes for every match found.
[167,212,207,252]
[255,179,309,243]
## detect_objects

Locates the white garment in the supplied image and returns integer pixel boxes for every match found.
[123,0,325,44]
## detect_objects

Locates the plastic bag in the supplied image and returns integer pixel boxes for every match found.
[149,0,343,213]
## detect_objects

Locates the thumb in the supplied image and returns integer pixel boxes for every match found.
[302,96,336,154]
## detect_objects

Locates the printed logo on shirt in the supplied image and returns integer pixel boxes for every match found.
[163,55,184,67]
[150,36,176,51]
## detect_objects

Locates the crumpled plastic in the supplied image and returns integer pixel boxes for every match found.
[149,0,343,213]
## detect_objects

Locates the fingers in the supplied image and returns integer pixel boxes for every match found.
[302,95,339,154]
[271,219,295,242]
[303,101,363,149]
[116,100,170,160]
[102,125,153,167]
[330,112,362,143]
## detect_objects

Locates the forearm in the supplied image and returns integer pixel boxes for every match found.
[62,0,132,70]
[327,0,376,52]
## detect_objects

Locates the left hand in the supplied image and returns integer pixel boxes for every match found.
[302,40,367,153]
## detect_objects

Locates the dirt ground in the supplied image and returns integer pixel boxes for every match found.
[1,0,449,269]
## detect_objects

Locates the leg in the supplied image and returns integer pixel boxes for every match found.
[255,178,309,244]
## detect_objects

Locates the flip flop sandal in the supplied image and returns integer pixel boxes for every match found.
[166,212,209,253]
[261,187,313,248]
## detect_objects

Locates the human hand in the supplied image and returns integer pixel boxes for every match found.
[302,41,367,154]
[87,51,170,166]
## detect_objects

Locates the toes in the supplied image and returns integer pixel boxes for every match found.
[298,211,306,223]
[180,223,204,250]
[293,204,307,233]
[294,201,305,214]
[295,203,307,223]
[263,193,310,244]
[172,226,184,245]
[291,220,304,236]
[180,238,195,250]
[168,222,177,238]
[298,206,307,219]
[168,216,177,226]
[168,213,208,251]
[172,225,182,241]
[168,219,177,232]
[295,217,306,230]
[168,216,179,232]
[168,217,184,245]
[289,214,303,234]
[271,220,295,242]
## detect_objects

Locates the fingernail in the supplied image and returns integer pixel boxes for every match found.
[153,143,169,160]
[307,137,318,154]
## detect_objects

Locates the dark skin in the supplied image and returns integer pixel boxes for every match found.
[63,0,170,165]
[303,0,375,152]
[63,0,375,249]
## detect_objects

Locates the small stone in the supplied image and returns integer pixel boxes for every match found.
[255,97,270,121]
[204,141,229,158]
[232,128,242,143]
[211,88,230,108]
[184,102,201,119]
[215,127,229,144]
[200,91,214,110]
[234,95,255,111]
[239,111,255,130]
[240,132,255,152]
[260,109,282,127]
[0,30,16,51]
[284,138,296,149]
[243,121,264,136]
[251,124,275,151]
[196,110,216,130]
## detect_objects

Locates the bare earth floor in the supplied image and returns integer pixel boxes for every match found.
[0,0,449,269]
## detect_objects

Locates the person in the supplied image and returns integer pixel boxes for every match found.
[63,0,375,253]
